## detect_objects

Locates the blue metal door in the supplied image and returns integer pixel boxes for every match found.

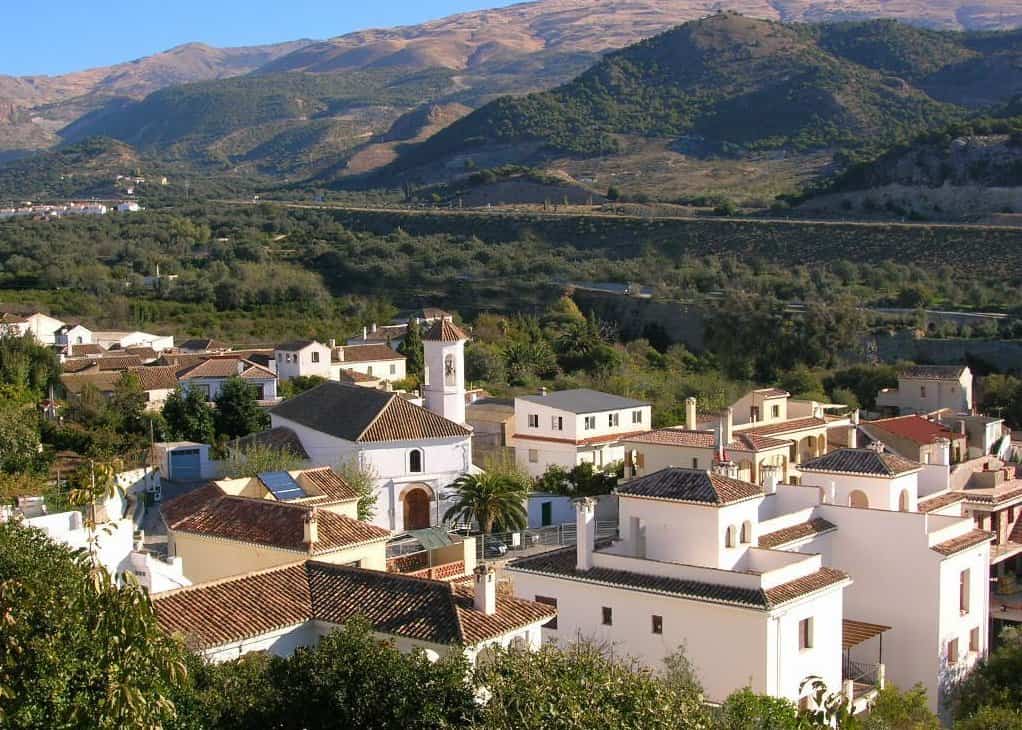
[169,449,201,481]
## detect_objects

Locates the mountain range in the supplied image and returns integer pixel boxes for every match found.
[3,0,1022,164]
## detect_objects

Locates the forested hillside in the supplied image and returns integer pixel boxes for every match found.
[394,15,1021,174]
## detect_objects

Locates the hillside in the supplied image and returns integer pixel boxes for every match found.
[2,0,1020,166]
[0,41,313,159]
[391,14,1020,179]
[62,70,457,178]
[795,110,1022,220]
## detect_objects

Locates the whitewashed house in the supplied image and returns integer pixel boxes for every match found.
[54,323,93,349]
[330,343,406,383]
[509,473,851,706]
[876,365,974,417]
[92,330,174,352]
[153,562,554,664]
[268,382,472,532]
[275,340,332,382]
[511,389,651,477]
[177,357,279,403]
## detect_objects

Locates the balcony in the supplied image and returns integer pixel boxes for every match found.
[842,619,889,713]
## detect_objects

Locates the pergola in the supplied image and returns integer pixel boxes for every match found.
[842,619,891,692]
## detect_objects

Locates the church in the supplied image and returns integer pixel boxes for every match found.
[265,318,474,532]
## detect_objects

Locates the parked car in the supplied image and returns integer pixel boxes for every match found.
[483,537,508,558]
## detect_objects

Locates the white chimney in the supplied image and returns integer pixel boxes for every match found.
[303,508,319,546]
[329,338,336,350]
[371,323,378,334]
[539,387,548,397]
[574,497,597,571]
[685,397,697,430]
[473,564,497,615]
[335,346,344,362]
[760,464,780,494]
[362,326,368,340]
[723,407,734,446]
[934,437,951,467]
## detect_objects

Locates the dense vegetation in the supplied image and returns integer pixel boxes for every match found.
[395,14,1022,172]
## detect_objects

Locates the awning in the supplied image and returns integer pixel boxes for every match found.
[843,619,891,650]
[409,527,454,551]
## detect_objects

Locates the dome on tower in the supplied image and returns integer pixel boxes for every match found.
[424,318,467,342]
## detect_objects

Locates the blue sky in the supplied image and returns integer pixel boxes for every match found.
[3,1,522,76]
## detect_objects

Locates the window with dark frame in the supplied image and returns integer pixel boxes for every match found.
[602,607,613,626]
[960,569,971,615]
[311,351,320,363]
[528,414,539,428]
[947,638,959,664]
[652,615,663,634]
[799,618,814,650]
[535,596,557,629]
[970,627,980,653]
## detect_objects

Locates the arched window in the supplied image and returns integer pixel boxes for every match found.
[409,449,423,474]
[898,489,910,512]
[725,525,737,548]
[740,521,753,544]
[849,490,869,509]
[444,354,456,386]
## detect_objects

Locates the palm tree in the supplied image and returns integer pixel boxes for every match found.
[443,472,528,534]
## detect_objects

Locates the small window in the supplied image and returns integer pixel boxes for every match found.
[750,406,760,422]
[390,363,396,375]
[740,521,752,544]
[584,416,596,430]
[692,457,699,469]
[947,638,959,664]
[632,410,643,424]
[608,413,619,427]
[652,615,663,634]
[725,525,737,548]
[602,607,613,626]
[311,351,320,363]
[535,596,557,629]
[960,569,971,615]
[528,414,539,428]
[528,449,539,464]
[367,365,374,376]
[970,627,980,653]
[552,416,563,431]
[771,405,780,418]
[799,618,814,651]
[409,449,423,473]
[921,385,927,398]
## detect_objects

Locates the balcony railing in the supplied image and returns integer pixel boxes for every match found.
[843,657,883,692]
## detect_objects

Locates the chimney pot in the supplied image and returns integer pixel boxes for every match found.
[371,323,378,334]
[362,326,367,340]
[539,387,548,397]
[760,463,780,494]
[723,407,734,447]
[685,397,697,431]
[473,564,497,615]
[303,508,319,546]
[574,497,597,571]
[329,338,336,350]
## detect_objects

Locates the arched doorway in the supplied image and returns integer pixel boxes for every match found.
[849,490,869,509]
[403,487,432,531]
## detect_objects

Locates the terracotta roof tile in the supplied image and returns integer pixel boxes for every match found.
[862,415,963,447]
[153,563,311,649]
[124,346,158,361]
[424,319,467,342]
[623,428,790,452]
[129,365,179,391]
[800,448,920,477]
[161,483,389,554]
[334,344,404,363]
[338,368,378,383]
[744,417,827,437]
[70,344,104,356]
[930,530,993,556]
[95,355,143,371]
[509,546,848,610]
[153,561,555,650]
[758,519,837,549]
[178,357,274,380]
[226,427,310,459]
[917,492,967,513]
[617,468,763,506]
[297,467,359,503]
[271,382,469,443]
[60,371,121,395]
